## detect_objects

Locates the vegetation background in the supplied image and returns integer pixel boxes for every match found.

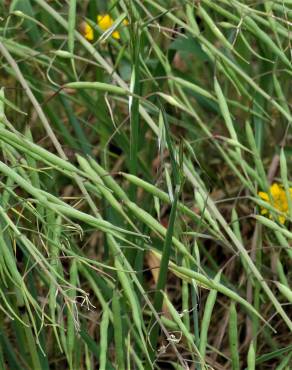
[0,0,291,369]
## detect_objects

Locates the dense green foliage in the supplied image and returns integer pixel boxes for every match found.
[0,0,291,369]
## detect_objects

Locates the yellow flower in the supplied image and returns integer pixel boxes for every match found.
[97,14,129,40]
[81,22,94,41]
[258,183,292,224]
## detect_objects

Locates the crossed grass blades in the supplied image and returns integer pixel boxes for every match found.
[0,1,291,369]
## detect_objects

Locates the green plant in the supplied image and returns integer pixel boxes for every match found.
[0,1,291,369]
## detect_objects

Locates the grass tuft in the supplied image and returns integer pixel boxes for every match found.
[0,1,291,369]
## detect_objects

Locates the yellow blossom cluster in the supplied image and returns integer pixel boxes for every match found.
[258,183,292,224]
[81,14,128,41]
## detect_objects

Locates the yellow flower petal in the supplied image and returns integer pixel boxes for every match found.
[81,22,94,41]
[270,183,282,197]
[258,191,269,201]
[279,215,286,224]
[112,30,120,40]
[97,14,114,31]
